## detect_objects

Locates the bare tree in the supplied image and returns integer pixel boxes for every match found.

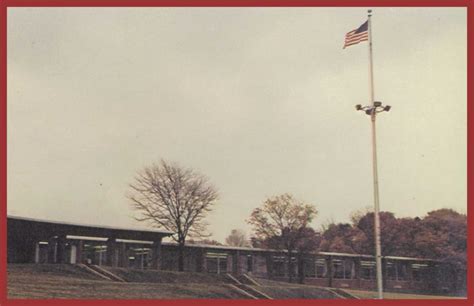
[225,229,251,247]
[128,160,218,271]
[247,193,317,282]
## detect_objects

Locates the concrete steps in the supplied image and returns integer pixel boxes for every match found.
[77,264,112,281]
[226,284,258,299]
[235,284,273,299]
[238,273,261,286]
[226,273,272,299]
[76,264,126,282]
[90,265,127,282]
[327,288,360,299]
[225,273,242,285]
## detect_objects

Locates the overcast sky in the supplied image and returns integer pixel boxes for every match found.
[7,7,466,243]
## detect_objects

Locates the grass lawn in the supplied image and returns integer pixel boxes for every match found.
[10,264,460,300]
[253,278,340,299]
[252,285,338,299]
[343,289,466,299]
[8,264,340,299]
[8,264,247,299]
[105,266,231,284]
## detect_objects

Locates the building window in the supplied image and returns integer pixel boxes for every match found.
[290,257,297,277]
[207,257,218,273]
[130,247,151,269]
[345,259,355,279]
[272,256,286,277]
[206,252,228,274]
[93,245,107,266]
[360,260,376,280]
[304,257,316,278]
[333,259,344,279]
[412,263,429,282]
[219,256,228,273]
[333,259,354,279]
[387,261,397,280]
[398,262,408,280]
[387,261,409,281]
[315,258,327,278]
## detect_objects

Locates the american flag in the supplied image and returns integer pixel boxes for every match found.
[343,20,369,49]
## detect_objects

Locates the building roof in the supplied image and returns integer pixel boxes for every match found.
[317,251,374,259]
[162,241,272,252]
[162,242,437,262]
[7,215,173,241]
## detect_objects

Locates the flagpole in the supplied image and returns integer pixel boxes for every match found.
[367,9,384,300]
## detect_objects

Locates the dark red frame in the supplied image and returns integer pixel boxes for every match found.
[0,1,471,305]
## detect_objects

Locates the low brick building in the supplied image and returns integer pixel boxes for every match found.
[7,215,461,295]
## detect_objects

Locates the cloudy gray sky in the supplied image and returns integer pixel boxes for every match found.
[7,7,466,242]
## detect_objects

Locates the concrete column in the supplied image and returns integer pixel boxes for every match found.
[232,250,240,274]
[119,243,129,268]
[226,254,233,274]
[75,240,83,264]
[106,238,118,267]
[381,258,387,288]
[265,253,273,277]
[354,258,361,287]
[132,248,139,269]
[327,256,333,287]
[56,235,67,264]
[196,248,204,272]
[98,248,103,265]
[353,258,360,279]
[47,237,57,263]
[34,241,40,263]
[140,248,145,269]
[70,245,77,264]
[151,240,162,270]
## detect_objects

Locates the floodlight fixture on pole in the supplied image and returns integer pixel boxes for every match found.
[356,103,391,116]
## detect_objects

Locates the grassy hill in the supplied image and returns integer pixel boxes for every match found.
[343,289,465,300]
[8,264,344,299]
[105,266,232,284]
[14,264,458,300]
[8,264,247,299]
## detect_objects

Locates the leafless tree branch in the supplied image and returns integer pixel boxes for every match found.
[128,159,218,271]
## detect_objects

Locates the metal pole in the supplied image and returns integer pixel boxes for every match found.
[368,9,384,299]
[372,111,384,299]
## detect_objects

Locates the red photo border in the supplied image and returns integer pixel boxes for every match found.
[0,1,471,305]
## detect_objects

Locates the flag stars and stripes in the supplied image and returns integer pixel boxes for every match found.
[343,20,369,49]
